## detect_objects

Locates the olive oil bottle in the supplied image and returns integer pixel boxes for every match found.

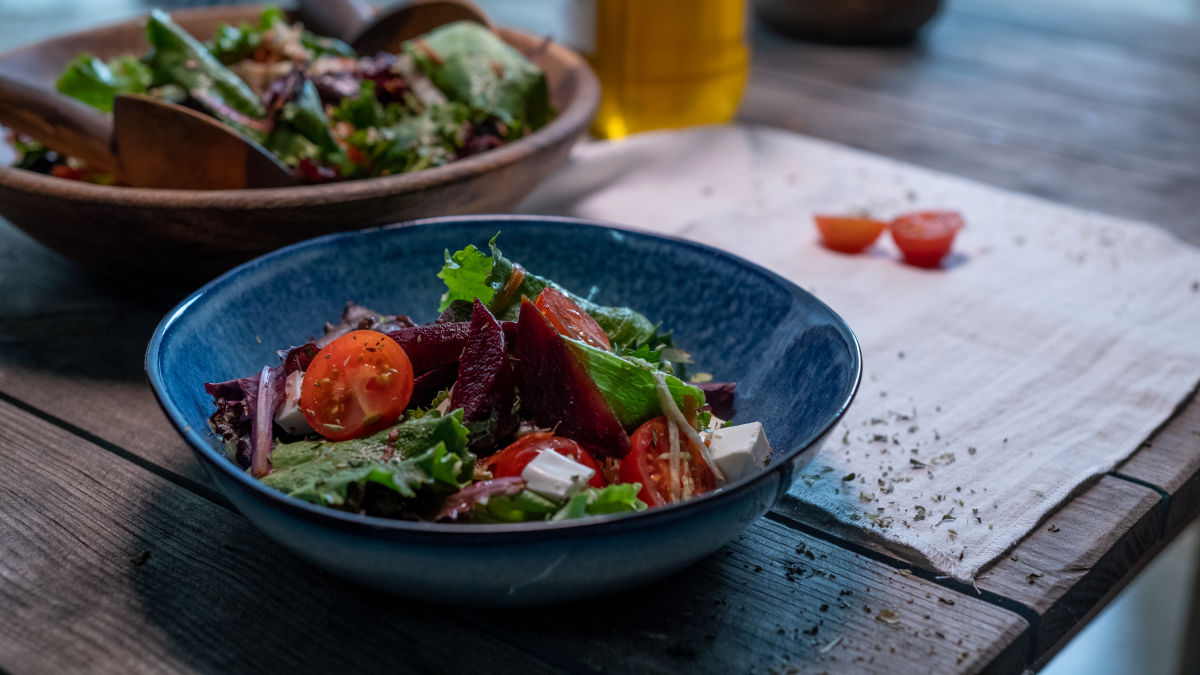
[567,0,750,139]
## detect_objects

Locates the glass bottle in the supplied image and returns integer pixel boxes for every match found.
[567,0,750,140]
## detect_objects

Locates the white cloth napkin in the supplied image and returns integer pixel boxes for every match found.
[518,125,1200,581]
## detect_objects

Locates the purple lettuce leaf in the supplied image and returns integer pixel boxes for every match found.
[204,364,283,476]
[697,382,736,420]
[204,376,258,469]
[435,476,526,522]
[319,302,415,347]
[205,344,316,476]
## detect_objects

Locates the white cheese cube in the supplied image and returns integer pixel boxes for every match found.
[521,450,595,502]
[274,370,313,436]
[708,422,773,483]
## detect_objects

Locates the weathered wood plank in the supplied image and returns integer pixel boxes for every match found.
[1116,390,1200,535]
[0,397,1031,674]
[737,75,1200,246]
[0,398,568,675]
[955,0,1200,65]
[459,516,1030,674]
[973,476,1164,665]
[927,12,1200,110]
[750,30,1200,178]
[0,223,208,486]
[774,475,1167,667]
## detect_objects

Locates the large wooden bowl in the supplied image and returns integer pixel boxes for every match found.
[0,6,598,284]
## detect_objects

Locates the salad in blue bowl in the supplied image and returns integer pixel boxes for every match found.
[146,216,860,604]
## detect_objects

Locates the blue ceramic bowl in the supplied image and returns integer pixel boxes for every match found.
[146,216,861,605]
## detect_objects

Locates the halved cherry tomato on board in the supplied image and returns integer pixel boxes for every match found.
[300,330,414,440]
[534,287,612,350]
[890,210,964,268]
[484,432,605,487]
[619,417,715,508]
[813,215,887,254]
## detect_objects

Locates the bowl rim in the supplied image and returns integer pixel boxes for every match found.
[0,6,599,208]
[145,215,863,539]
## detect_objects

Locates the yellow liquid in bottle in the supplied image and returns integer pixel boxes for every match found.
[582,0,750,139]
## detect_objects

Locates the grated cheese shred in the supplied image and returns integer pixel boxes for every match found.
[651,371,728,497]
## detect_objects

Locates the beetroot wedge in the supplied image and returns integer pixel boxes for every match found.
[515,297,630,458]
[410,362,459,409]
[386,322,472,375]
[450,301,518,445]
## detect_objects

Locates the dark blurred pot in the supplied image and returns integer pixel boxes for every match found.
[755,0,943,44]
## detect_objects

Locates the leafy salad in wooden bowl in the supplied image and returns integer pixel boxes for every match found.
[14,6,550,184]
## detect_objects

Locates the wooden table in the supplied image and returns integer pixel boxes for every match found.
[2,1,1198,672]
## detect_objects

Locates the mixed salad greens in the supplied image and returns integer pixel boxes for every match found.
[204,238,772,523]
[12,7,551,183]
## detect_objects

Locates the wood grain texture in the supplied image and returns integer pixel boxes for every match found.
[1116,391,1200,535]
[462,516,1029,674]
[974,476,1163,665]
[0,224,207,486]
[743,2,1200,244]
[0,397,563,675]
[0,397,1030,674]
[775,475,1169,667]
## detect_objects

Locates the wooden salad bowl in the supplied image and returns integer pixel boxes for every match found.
[0,6,599,284]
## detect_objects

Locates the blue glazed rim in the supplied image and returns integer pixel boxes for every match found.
[145,215,862,541]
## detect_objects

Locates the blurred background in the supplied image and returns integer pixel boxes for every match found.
[0,0,1197,672]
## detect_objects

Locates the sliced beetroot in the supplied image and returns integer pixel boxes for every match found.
[386,322,472,374]
[514,297,630,458]
[697,381,737,420]
[450,301,516,433]
[410,362,459,409]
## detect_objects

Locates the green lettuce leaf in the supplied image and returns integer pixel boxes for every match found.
[437,242,498,308]
[261,411,472,508]
[330,82,411,129]
[336,93,470,177]
[56,54,151,112]
[471,489,561,523]
[565,339,705,428]
[207,6,355,64]
[145,9,266,131]
[552,483,647,520]
[436,237,658,349]
[265,79,342,168]
[405,21,550,130]
[471,484,646,523]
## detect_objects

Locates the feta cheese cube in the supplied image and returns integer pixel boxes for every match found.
[521,450,595,502]
[708,422,772,483]
[274,370,313,436]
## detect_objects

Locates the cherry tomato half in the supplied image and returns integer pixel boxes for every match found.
[619,417,715,508]
[534,287,612,350]
[890,210,964,268]
[50,165,86,181]
[813,214,888,254]
[300,330,414,440]
[485,433,605,487]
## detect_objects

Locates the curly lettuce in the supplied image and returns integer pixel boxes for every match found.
[56,54,151,112]
[261,411,473,509]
